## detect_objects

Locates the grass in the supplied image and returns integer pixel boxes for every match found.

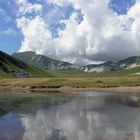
[1,66,140,89]
[48,69,97,77]
[0,75,140,89]
[0,70,10,78]
[0,61,53,78]
[49,66,140,77]
[26,65,54,77]
[0,50,54,78]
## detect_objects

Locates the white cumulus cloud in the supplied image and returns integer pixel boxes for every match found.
[16,0,140,65]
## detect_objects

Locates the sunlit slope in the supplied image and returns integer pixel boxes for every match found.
[12,51,74,70]
[49,66,140,77]
[0,51,53,78]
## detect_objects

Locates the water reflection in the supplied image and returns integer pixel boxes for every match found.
[0,92,140,140]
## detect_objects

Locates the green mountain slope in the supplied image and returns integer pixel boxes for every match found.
[12,51,74,70]
[49,65,140,77]
[0,51,53,78]
[82,56,140,73]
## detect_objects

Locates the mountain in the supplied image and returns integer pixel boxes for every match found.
[12,51,140,74]
[0,51,53,78]
[12,51,75,70]
[82,56,140,73]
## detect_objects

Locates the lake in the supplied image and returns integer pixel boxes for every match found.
[0,90,140,140]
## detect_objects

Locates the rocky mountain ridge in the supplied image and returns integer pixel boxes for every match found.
[82,56,140,73]
[12,51,75,70]
[13,51,140,73]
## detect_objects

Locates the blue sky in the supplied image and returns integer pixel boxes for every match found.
[0,0,136,55]
[109,0,135,15]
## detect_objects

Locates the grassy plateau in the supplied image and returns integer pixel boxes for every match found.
[0,66,140,90]
[0,75,140,89]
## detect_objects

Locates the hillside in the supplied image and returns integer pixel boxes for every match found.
[48,65,140,78]
[82,56,140,73]
[0,51,53,78]
[12,51,75,70]
[12,51,140,76]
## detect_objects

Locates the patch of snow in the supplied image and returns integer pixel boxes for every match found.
[87,66,105,73]
[130,72,140,75]
[84,67,88,72]
[119,64,126,68]
[127,63,140,69]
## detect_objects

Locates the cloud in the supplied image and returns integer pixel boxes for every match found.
[16,0,140,65]
[47,0,70,7]
[16,16,53,53]
[20,97,140,140]
[16,0,42,17]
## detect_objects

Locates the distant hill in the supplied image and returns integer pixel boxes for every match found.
[82,56,140,73]
[12,51,75,70]
[12,51,140,74]
[0,51,53,78]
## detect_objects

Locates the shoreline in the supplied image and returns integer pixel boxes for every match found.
[1,86,140,93]
[29,86,140,93]
[1,77,140,94]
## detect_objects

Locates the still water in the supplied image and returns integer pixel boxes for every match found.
[0,91,140,140]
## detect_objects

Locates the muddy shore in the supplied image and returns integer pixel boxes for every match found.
[0,86,140,93]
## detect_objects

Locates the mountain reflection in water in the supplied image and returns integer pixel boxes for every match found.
[0,92,140,140]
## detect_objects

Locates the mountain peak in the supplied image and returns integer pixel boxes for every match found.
[13,51,74,71]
